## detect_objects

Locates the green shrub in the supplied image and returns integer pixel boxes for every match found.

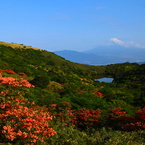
[30,75,50,89]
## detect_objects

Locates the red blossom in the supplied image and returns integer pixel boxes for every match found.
[105,107,127,119]
[4,69,16,74]
[122,107,145,130]
[49,104,57,107]
[93,92,103,97]
[76,90,85,94]
[3,63,9,66]
[18,73,27,77]
[72,108,101,129]
[0,98,56,143]
[0,77,34,88]
[0,90,9,96]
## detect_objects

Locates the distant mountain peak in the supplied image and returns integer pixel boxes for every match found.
[109,38,145,48]
[54,44,145,65]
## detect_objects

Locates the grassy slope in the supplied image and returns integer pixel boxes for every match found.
[0,42,41,50]
[0,42,106,75]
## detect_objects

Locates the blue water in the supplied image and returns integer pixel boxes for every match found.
[95,77,113,83]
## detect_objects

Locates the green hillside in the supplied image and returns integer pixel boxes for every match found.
[1,42,145,145]
[0,42,41,50]
[0,42,106,77]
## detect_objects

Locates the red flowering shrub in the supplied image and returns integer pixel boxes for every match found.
[135,107,145,121]
[0,90,9,96]
[105,107,127,129]
[4,69,16,74]
[0,98,56,144]
[93,92,103,97]
[122,107,145,131]
[106,107,127,118]
[121,118,139,131]
[0,77,34,88]
[76,90,85,94]
[49,104,57,107]
[3,63,9,66]
[48,102,74,127]
[72,108,101,129]
[18,72,27,77]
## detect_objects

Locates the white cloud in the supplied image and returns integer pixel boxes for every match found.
[110,38,124,45]
[110,38,145,48]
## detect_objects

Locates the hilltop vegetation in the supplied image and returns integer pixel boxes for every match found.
[0,42,41,50]
[0,42,145,144]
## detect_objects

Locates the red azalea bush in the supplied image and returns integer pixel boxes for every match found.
[76,90,85,94]
[0,97,56,144]
[0,90,9,96]
[93,92,103,97]
[49,104,57,107]
[3,63,9,66]
[72,108,101,129]
[105,107,127,119]
[4,69,16,74]
[49,102,73,126]
[122,107,145,131]
[47,103,145,131]
[104,107,127,129]
[18,72,27,77]
[0,77,34,88]
[104,107,145,131]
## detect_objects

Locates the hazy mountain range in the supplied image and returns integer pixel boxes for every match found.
[53,44,145,65]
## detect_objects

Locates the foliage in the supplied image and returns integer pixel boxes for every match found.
[0,98,56,144]
[1,42,145,144]
[30,75,50,89]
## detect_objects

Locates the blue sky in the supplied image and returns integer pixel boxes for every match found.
[0,0,145,51]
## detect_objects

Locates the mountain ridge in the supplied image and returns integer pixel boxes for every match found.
[54,44,145,65]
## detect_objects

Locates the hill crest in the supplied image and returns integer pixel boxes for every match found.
[0,41,41,50]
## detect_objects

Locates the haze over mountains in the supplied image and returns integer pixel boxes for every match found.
[54,43,145,66]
